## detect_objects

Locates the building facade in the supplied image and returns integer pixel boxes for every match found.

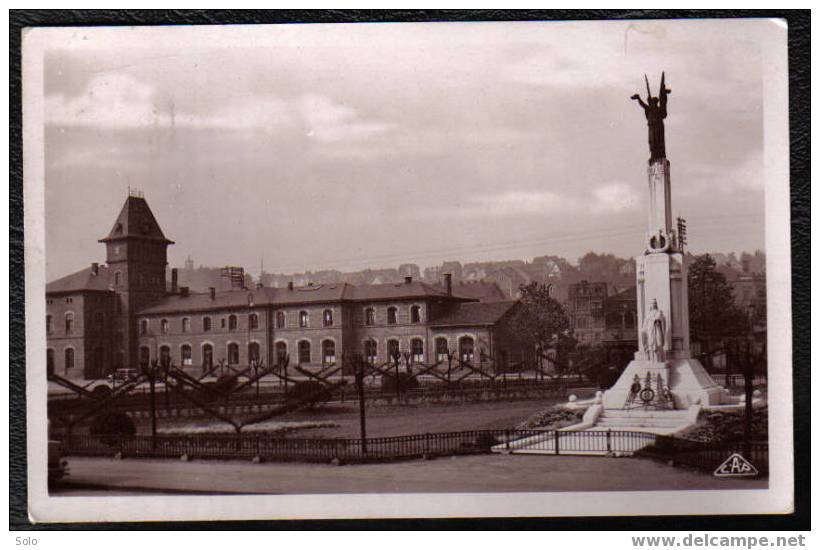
[46,194,529,379]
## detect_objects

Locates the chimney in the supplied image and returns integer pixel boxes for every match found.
[209,287,216,301]
[91,262,99,276]
[287,281,294,291]
[179,286,190,298]
[171,268,179,294]
[404,276,413,284]
[444,273,452,296]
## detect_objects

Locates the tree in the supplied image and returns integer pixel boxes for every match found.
[508,282,574,371]
[688,254,749,360]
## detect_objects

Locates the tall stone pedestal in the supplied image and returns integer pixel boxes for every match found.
[601,157,725,411]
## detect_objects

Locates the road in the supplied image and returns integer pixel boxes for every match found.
[52,454,766,496]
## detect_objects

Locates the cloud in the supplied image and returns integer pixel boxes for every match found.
[299,94,392,143]
[590,182,640,213]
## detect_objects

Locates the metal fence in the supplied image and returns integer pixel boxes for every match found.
[57,429,768,474]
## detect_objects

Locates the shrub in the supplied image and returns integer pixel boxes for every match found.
[380,373,420,393]
[89,412,136,446]
[287,381,332,408]
[517,406,585,430]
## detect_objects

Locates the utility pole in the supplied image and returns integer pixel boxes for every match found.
[353,353,367,455]
[743,338,754,458]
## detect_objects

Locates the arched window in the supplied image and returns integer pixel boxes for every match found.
[181,317,190,333]
[139,346,150,367]
[411,305,422,324]
[459,336,475,364]
[298,340,311,365]
[322,340,336,366]
[160,318,169,334]
[65,348,75,370]
[387,339,400,361]
[202,344,213,371]
[387,307,398,325]
[275,341,288,366]
[47,349,55,375]
[411,338,424,364]
[64,312,74,335]
[364,339,377,364]
[227,343,240,365]
[323,309,333,327]
[46,315,52,334]
[139,319,148,335]
[181,344,192,366]
[299,310,309,328]
[114,271,121,286]
[276,311,285,329]
[248,342,261,365]
[435,337,449,362]
[364,307,375,326]
[159,345,171,366]
[228,315,238,331]
[249,313,259,330]
[203,316,212,332]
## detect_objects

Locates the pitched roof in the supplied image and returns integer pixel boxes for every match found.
[445,281,508,302]
[429,301,518,327]
[137,280,473,315]
[99,195,173,244]
[46,264,116,294]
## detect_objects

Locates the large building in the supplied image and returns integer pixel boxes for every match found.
[566,280,638,346]
[46,193,529,379]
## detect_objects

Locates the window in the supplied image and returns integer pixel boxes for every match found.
[387,339,400,361]
[65,348,74,370]
[139,319,148,335]
[275,342,288,366]
[139,347,150,367]
[411,339,424,364]
[435,337,449,363]
[221,318,226,329]
[202,344,213,371]
[114,271,121,286]
[228,315,238,331]
[64,312,74,335]
[322,340,336,366]
[387,307,398,325]
[227,343,240,365]
[46,315,52,334]
[575,316,589,329]
[459,336,475,364]
[249,313,259,330]
[181,344,192,366]
[159,345,171,366]
[364,339,377,364]
[298,341,311,365]
[161,319,169,334]
[276,311,285,329]
[364,307,375,326]
[182,317,190,333]
[93,311,105,331]
[299,311,309,328]
[323,309,333,327]
[203,316,212,332]
[248,342,261,365]
[47,349,55,375]
[411,305,421,324]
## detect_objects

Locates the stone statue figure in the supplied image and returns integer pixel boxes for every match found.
[631,72,671,162]
[641,299,668,362]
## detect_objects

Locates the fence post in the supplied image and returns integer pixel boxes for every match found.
[505,429,510,451]
[554,430,560,455]
[606,429,612,454]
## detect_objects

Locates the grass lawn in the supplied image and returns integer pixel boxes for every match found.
[147,393,594,438]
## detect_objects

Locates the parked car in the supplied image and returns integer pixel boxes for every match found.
[107,368,140,384]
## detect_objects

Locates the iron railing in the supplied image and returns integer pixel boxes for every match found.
[56,429,768,474]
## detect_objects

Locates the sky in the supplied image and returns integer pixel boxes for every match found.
[42,19,768,281]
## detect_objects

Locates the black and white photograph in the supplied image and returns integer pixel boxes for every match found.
[17,15,798,524]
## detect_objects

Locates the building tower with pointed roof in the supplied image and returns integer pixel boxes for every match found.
[99,191,174,370]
